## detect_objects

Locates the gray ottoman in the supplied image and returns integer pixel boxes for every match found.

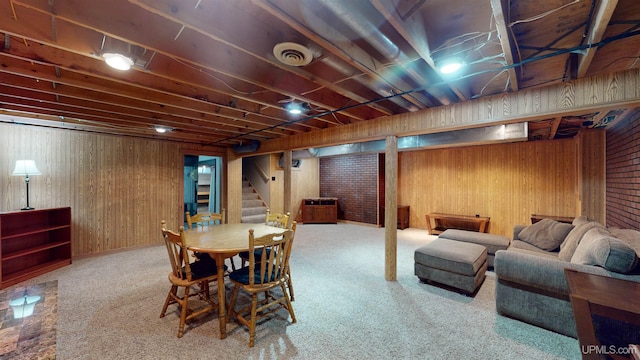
[438,229,510,268]
[414,238,487,294]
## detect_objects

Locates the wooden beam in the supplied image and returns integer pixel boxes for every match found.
[253,68,640,154]
[226,149,243,223]
[130,0,393,120]
[489,0,519,92]
[577,0,619,78]
[384,135,398,281]
[549,117,562,140]
[8,0,377,124]
[283,150,292,215]
[252,0,429,111]
[371,0,468,102]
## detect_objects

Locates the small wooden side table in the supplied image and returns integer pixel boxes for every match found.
[425,213,490,235]
[564,268,640,360]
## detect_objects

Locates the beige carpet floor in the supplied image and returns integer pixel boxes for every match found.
[7,223,580,359]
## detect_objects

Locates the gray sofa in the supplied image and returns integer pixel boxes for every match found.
[494,217,640,338]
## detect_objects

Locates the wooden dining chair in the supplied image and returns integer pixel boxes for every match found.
[226,229,296,347]
[284,221,297,301]
[265,209,290,228]
[159,220,222,338]
[238,209,290,267]
[185,209,233,268]
[185,209,226,229]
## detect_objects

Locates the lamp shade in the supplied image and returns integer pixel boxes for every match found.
[9,294,41,319]
[12,160,42,176]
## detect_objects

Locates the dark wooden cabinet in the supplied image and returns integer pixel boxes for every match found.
[0,207,72,289]
[380,205,410,229]
[397,205,410,230]
[300,198,338,224]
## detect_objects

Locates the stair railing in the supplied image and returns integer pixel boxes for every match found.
[254,162,269,182]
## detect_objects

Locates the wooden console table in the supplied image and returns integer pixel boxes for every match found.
[299,198,338,224]
[531,214,574,224]
[565,268,640,360]
[425,213,490,235]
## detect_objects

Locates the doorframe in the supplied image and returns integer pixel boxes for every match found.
[181,149,227,220]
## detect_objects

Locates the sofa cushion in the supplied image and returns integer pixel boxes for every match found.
[517,219,574,251]
[558,221,607,261]
[608,228,640,258]
[571,227,639,274]
[509,240,559,256]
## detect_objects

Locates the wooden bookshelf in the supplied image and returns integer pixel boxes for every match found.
[0,207,72,289]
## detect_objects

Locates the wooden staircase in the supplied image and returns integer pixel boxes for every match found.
[241,177,267,223]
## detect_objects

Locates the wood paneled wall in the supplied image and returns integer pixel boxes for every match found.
[398,138,580,237]
[1,120,609,257]
[246,154,320,221]
[1,123,226,257]
[578,129,606,224]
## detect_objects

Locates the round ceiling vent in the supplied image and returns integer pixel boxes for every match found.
[273,42,313,67]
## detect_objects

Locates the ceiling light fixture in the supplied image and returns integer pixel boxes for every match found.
[154,125,172,133]
[103,52,134,71]
[438,58,465,75]
[285,102,309,115]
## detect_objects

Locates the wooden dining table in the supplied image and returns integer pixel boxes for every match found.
[184,223,288,339]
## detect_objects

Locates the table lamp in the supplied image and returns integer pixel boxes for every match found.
[12,160,41,210]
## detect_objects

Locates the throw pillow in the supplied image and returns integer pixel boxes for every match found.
[517,218,574,251]
[572,216,589,226]
[559,221,608,262]
[571,227,639,273]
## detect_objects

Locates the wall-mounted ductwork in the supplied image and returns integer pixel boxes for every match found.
[233,140,260,154]
[278,157,302,168]
[309,123,528,157]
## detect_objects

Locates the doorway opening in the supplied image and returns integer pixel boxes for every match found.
[184,155,222,221]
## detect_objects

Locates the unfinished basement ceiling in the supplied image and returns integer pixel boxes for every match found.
[1,0,639,147]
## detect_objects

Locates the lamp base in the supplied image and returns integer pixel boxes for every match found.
[21,206,35,211]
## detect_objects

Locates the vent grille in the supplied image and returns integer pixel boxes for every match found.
[273,42,313,67]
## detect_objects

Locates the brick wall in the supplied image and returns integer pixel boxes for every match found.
[606,114,640,230]
[319,154,378,224]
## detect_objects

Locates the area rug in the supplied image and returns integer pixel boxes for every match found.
[0,281,58,359]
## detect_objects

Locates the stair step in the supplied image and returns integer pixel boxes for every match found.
[242,192,260,200]
[242,214,267,224]
[241,177,267,224]
[243,199,264,208]
[242,206,267,217]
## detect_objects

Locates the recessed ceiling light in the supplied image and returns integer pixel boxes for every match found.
[439,58,465,75]
[154,125,172,133]
[285,102,309,115]
[103,52,134,71]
